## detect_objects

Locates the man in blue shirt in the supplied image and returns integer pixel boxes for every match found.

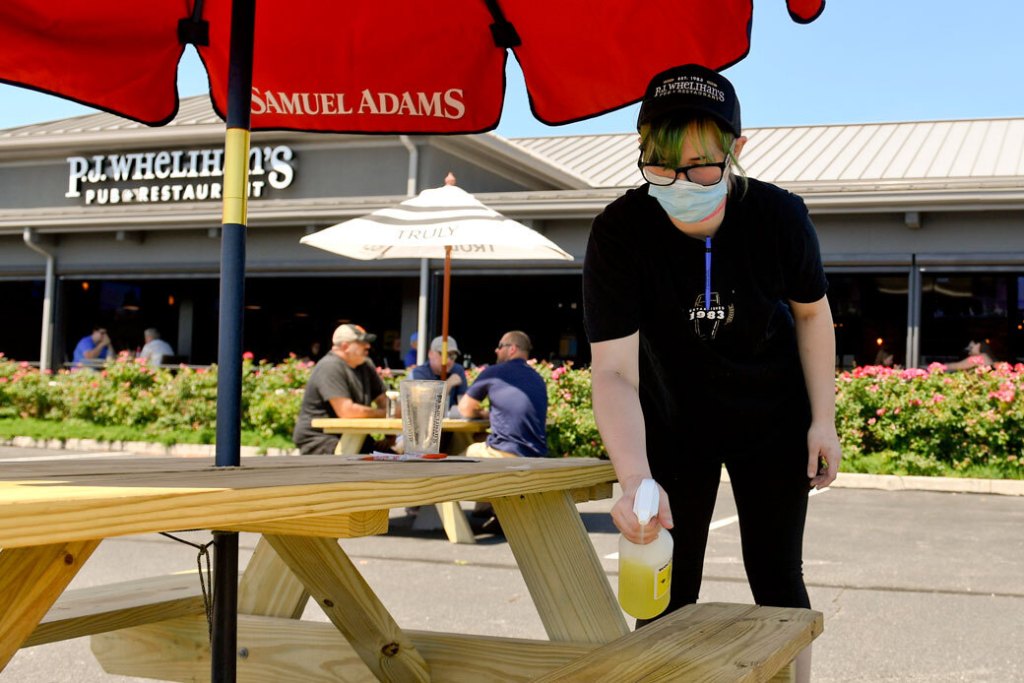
[459,330,547,458]
[72,326,112,365]
[402,332,419,369]
[409,335,468,416]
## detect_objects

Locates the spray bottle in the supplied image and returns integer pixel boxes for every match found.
[618,478,673,619]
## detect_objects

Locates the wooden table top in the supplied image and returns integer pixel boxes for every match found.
[0,456,614,549]
[310,417,489,433]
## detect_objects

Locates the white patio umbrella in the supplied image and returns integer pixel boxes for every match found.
[300,174,573,377]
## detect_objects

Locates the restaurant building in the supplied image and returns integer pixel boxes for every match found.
[2,97,1023,370]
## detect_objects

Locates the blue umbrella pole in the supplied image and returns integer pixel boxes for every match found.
[212,0,254,680]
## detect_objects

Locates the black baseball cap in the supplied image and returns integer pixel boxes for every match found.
[637,64,741,137]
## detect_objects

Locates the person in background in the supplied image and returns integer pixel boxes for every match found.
[458,330,547,458]
[139,328,174,366]
[72,325,112,365]
[457,330,548,534]
[403,331,419,369]
[410,335,468,415]
[946,339,994,370]
[583,64,841,681]
[873,346,896,367]
[292,323,386,455]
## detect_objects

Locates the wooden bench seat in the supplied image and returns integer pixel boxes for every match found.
[25,572,206,648]
[532,602,823,682]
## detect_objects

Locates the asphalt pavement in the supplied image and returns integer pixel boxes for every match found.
[2,445,1022,682]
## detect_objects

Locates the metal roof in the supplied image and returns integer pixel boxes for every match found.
[0,96,221,140]
[511,119,1024,189]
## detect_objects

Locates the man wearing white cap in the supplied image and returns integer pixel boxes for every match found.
[409,335,468,415]
[292,323,386,454]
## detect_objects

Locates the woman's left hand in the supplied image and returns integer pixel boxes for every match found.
[807,421,842,489]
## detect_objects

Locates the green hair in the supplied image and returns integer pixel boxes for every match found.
[639,118,746,189]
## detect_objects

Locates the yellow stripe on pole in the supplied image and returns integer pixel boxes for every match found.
[222,128,250,226]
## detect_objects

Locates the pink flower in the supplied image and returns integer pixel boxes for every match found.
[876,408,886,416]
[988,381,1016,403]
[867,384,880,393]
[931,394,946,404]
[927,362,947,374]
[0,377,7,384]
[900,368,928,380]
[19,361,29,368]
[867,417,877,425]
[242,351,254,360]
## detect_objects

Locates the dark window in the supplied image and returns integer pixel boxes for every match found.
[827,274,909,369]
[920,273,1020,365]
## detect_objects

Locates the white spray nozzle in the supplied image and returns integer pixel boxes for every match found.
[632,478,660,525]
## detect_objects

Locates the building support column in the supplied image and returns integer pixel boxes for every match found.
[22,228,55,371]
[906,258,922,368]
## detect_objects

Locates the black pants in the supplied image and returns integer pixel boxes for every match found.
[641,440,811,625]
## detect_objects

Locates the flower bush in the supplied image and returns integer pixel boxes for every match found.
[836,362,1024,478]
[2,352,1022,476]
[534,361,606,459]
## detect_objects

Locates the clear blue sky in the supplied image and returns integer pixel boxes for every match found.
[1,0,1021,138]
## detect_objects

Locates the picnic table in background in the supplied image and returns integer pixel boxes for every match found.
[312,416,492,543]
[311,417,489,456]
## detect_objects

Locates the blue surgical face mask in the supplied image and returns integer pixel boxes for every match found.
[647,174,729,224]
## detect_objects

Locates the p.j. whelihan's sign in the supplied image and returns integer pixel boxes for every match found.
[65,145,295,205]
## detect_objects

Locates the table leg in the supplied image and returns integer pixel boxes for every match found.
[492,490,629,645]
[436,502,476,544]
[238,538,309,619]
[338,432,366,455]
[263,534,430,682]
[0,539,100,670]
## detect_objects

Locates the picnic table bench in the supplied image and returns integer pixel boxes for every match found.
[2,455,821,681]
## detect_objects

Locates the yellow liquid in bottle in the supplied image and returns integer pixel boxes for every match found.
[618,558,671,619]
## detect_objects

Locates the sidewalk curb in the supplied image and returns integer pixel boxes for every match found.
[720,469,1024,497]
[0,435,299,458]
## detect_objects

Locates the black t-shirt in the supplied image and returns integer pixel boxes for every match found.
[292,353,385,450]
[583,178,828,460]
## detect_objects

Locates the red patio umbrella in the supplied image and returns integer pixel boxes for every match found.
[0,1,824,133]
[0,1,826,679]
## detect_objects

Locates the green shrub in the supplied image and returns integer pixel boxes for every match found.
[2,352,1023,476]
[836,362,1024,478]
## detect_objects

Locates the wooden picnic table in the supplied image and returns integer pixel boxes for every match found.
[1,455,822,681]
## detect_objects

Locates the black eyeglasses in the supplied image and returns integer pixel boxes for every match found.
[637,151,728,187]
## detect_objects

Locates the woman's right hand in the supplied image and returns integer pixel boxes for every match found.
[611,477,673,544]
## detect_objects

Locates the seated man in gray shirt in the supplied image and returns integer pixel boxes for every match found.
[292,323,386,454]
